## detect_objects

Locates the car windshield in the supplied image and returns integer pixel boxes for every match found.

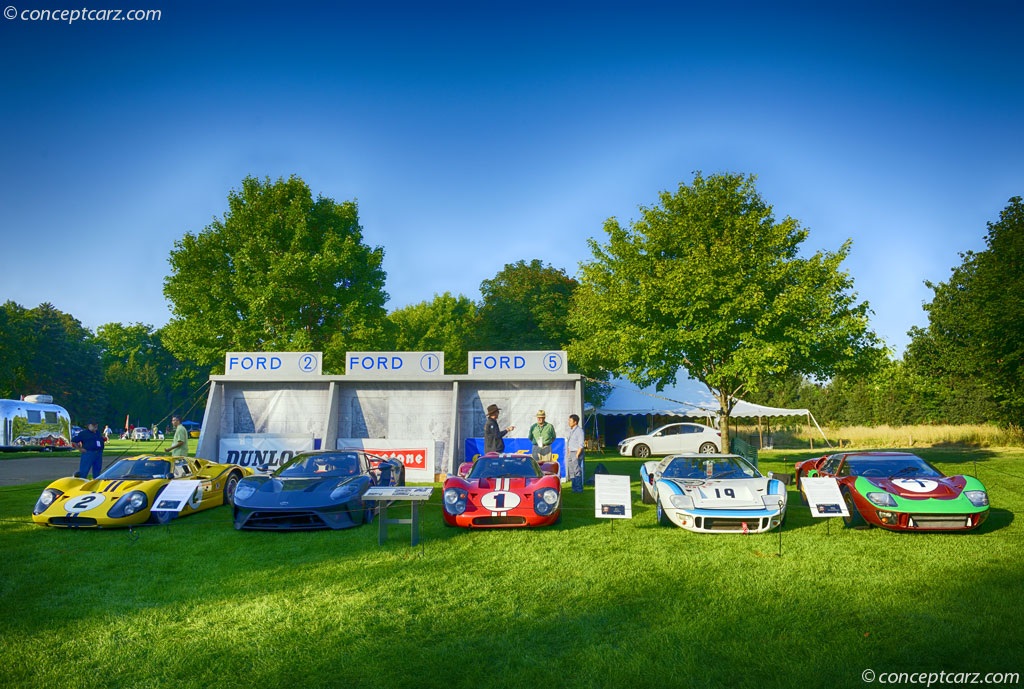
[469,456,541,480]
[275,452,361,478]
[662,455,759,479]
[98,458,171,480]
[845,455,943,478]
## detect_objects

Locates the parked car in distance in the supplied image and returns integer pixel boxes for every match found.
[618,422,721,458]
[131,427,153,440]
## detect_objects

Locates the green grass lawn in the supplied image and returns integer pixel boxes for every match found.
[1,449,1021,689]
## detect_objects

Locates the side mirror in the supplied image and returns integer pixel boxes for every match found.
[257,464,271,474]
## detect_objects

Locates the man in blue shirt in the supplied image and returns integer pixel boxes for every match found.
[72,421,106,478]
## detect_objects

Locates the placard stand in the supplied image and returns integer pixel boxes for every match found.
[362,487,434,546]
[800,477,849,536]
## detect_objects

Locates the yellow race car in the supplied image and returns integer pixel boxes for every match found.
[32,455,251,528]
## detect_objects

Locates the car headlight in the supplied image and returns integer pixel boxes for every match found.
[866,492,897,507]
[34,488,63,515]
[330,482,362,501]
[107,491,149,518]
[964,490,989,507]
[444,487,468,515]
[670,494,694,510]
[233,482,256,501]
[534,488,559,515]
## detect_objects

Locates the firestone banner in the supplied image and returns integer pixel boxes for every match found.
[337,438,438,482]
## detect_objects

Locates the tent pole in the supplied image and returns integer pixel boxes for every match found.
[808,411,832,448]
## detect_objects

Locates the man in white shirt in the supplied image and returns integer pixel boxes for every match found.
[566,414,585,493]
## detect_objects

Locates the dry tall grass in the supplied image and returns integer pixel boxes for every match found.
[730,422,1024,450]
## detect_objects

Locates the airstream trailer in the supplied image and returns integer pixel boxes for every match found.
[0,395,73,451]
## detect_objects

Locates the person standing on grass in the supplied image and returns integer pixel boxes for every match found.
[529,409,556,462]
[72,421,105,478]
[566,413,585,493]
[484,404,515,454]
[169,415,189,457]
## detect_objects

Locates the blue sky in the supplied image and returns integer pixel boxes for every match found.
[1,1,1021,356]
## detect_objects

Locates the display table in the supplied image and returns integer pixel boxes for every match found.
[362,486,434,546]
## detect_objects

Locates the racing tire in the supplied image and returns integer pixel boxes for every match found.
[656,498,673,527]
[223,472,241,507]
[842,487,867,529]
[640,479,655,504]
[147,486,174,525]
[698,443,718,454]
[632,444,651,458]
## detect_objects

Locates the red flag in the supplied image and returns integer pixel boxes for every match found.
[125,414,130,434]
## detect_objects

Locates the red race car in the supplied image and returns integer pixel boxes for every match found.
[442,452,561,528]
[794,451,989,531]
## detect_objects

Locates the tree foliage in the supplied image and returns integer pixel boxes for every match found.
[906,196,1024,426]
[387,293,478,374]
[476,259,610,405]
[475,259,578,351]
[163,175,388,372]
[568,172,880,450]
[93,323,210,429]
[0,301,106,421]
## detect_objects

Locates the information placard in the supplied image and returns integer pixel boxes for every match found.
[151,480,202,512]
[594,473,633,519]
[363,487,434,501]
[801,477,850,518]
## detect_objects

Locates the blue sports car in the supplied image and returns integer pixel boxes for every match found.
[232,449,404,530]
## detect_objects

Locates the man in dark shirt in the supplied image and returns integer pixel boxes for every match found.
[72,420,106,479]
[483,404,514,454]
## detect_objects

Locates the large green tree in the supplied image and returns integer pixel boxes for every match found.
[387,293,478,374]
[474,259,578,351]
[476,259,610,405]
[163,175,388,372]
[568,172,880,451]
[906,197,1024,426]
[0,301,105,421]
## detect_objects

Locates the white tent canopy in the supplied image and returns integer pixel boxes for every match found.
[592,376,830,447]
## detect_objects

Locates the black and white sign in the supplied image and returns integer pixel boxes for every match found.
[152,480,202,512]
[801,477,850,518]
[594,474,633,519]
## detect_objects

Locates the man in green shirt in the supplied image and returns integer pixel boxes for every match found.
[169,415,189,457]
[529,409,556,462]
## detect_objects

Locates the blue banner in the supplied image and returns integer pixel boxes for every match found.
[465,437,566,478]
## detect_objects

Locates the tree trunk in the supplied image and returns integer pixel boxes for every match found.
[717,390,731,453]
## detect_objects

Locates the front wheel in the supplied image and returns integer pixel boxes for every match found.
[698,443,718,454]
[640,479,655,504]
[633,444,651,458]
[656,499,673,527]
[223,472,241,506]
[842,488,867,528]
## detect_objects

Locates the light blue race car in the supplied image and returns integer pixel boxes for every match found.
[640,453,787,533]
